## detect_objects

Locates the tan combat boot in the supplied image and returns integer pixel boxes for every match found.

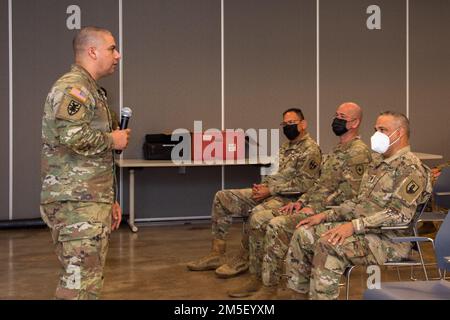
[215,245,249,278]
[186,239,226,271]
[274,277,308,300]
[275,286,308,300]
[227,274,262,298]
[248,285,278,300]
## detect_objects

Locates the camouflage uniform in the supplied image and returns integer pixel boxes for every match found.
[211,133,322,250]
[40,64,115,300]
[248,137,371,286]
[286,146,432,299]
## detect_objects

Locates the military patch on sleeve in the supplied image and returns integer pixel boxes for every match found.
[68,86,88,104]
[68,100,81,115]
[303,157,320,175]
[55,95,86,121]
[395,174,424,205]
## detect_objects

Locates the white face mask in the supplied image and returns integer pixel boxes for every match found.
[370,128,401,154]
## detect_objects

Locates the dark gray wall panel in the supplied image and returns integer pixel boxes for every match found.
[122,0,222,219]
[225,0,317,137]
[320,0,406,154]
[410,0,450,164]
[0,0,9,220]
[12,0,119,219]
[224,0,317,188]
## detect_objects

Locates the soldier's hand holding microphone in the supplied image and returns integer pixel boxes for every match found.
[110,107,132,231]
[111,107,132,152]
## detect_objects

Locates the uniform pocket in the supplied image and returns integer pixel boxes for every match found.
[58,221,105,242]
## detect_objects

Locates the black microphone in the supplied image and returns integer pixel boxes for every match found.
[115,107,132,155]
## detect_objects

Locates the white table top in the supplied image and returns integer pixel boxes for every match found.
[413,152,443,160]
[115,158,272,168]
[116,153,442,168]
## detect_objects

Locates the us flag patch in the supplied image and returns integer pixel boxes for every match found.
[69,87,88,103]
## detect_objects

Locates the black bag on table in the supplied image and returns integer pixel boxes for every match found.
[143,133,185,160]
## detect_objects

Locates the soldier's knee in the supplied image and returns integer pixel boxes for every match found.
[249,210,274,231]
[270,215,289,229]
[214,190,227,202]
[58,221,107,270]
[296,226,315,245]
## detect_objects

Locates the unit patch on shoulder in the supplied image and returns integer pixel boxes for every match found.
[67,100,81,115]
[395,174,424,205]
[303,157,320,175]
[55,95,87,121]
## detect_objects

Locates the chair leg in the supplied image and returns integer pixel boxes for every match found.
[413,226,429,281]
[396,267,402,281]
[345,266,356,300]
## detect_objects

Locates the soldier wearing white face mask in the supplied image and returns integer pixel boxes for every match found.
[282,111,432,300]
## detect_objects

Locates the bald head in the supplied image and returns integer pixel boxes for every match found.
[73,26,112,58]
[337,102,362,122]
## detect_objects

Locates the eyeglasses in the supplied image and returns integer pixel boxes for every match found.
[280,120,302,126]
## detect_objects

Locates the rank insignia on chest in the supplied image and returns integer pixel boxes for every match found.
[356,164,365,176]
[68,100,82,115]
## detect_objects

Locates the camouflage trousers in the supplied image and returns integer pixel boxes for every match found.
[286,222,377,300]
[211,188,293,249]
[248,211,308,285]
[40,201,112,300]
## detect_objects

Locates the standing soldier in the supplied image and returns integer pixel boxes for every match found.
[187,108,321,279]
[286,111,431,300]
[40,26,130,299]
[228,102,371,298]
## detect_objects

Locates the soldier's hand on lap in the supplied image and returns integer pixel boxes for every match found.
[251,185,270,202]
[321,222,354,246]
[299,206,315,215]
[296,212,326,229]
[279,202,302,215]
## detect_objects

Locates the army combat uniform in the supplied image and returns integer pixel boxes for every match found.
[40,64,115,300]
[249,137,371,287]
[187,133,321,274]
[286,146,432,299]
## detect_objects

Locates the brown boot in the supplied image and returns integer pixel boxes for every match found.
[275,286,308,300]
[187,239,226,271]
[248,285,278,300]
[215,246,249,278]
[228,275,261,298]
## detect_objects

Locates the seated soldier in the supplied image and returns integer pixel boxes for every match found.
[284,111,431,300]
[187,108,321,279]
[228,102,371,298]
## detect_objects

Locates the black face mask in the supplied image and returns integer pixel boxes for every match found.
[283,124,301,140]
[332,118,348,136]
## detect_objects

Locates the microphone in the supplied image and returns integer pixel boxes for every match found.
[115,107,132,155]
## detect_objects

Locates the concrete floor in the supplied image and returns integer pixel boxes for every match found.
[0,221,439,300]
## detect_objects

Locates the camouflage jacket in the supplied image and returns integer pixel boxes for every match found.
[262,133,322,196]
[324,146,432,264]
[299,136,371,213]
[41,64,115,204]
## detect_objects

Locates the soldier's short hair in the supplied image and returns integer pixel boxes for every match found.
[283,108,304,121]
[380,111,410,138]
[73,26,112,56]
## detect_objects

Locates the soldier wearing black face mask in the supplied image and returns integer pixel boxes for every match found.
[331,118,349,136]
[226,108,323,298]
[188,107,322,286]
